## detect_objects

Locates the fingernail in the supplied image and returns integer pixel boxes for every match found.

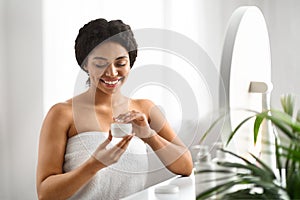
[115,119,123,123]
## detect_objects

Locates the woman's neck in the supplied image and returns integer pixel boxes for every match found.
[86,87,129,110]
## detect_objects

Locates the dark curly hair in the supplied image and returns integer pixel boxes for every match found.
[75,18,138,72]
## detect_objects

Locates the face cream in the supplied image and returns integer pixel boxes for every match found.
[111,123,132,138]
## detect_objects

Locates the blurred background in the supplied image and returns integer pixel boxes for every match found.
[1,0,299,199]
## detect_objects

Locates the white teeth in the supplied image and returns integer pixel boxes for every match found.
[103,80,119,85]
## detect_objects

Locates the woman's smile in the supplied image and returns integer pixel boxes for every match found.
[99,77,124,88]
[84,41,131,93]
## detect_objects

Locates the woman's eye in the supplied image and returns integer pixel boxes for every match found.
[117,63,126,67]
[95,63,107,68]
[116,62,127,67]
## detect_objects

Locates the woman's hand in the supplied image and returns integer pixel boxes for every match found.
[92,131,134,166]
[114,110,156,139]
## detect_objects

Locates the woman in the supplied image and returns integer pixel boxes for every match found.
[36,18,193,200]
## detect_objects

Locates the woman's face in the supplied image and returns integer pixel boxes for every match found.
[84,41,131,94]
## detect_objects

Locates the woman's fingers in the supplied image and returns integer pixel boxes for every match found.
[98,131,112,148]
[99,139,111,149]
[117,134,134,149]
[114,112,131,122]
[115,111,146,125]
[107,134,133,160]
[113,135,133,157]
[108,130,113,141]
[110,134,133,151]
[94,134,134,166]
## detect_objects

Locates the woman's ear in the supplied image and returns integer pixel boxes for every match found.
[83,64,88,72]
[82,59,88,72]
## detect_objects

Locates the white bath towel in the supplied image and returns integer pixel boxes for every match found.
[63,132,149,200]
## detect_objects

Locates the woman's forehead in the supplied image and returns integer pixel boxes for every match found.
[90,41,129,61]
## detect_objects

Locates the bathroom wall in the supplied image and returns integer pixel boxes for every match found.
[164,0,300,108]
[0,0,9,198]
[263,1,300,107]
[42,0,166,113]
[179,0,300,108]
[0,0,43,199]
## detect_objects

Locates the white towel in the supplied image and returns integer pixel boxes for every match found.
[63,132,149,200]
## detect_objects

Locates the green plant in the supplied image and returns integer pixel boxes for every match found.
[196,94,300,200]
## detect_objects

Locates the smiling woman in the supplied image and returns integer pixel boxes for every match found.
[36,18,193,200]
[84,42,130,92]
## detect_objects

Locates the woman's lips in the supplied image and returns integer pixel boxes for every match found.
[99,77,123,87]
[101,79,119,84]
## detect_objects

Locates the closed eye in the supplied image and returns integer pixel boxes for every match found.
[116,63,126,67]
[95,64,108,68]
[115,60,128,67]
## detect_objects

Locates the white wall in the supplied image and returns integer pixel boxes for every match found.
[43,0,165,113]
[262,0,300,108]
[0,0,10,198]
[181,0,300,108]
[1,0,43,199]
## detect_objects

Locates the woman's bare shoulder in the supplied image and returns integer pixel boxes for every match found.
[40,101,73,138]
[43,101,74,128]
[48,101,72,115]
[131,98,155,108]
[130,98,157,118]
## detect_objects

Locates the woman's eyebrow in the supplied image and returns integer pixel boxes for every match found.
[93,56,107,60]
[115,56,129,60]
[92,55,128,61]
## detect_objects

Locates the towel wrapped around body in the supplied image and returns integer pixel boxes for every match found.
[63,132,149,200]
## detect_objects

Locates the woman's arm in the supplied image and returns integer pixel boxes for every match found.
[115,100,193,176]
[36,103,133,200]
[36,103,102,200]
[37,157,105,200]
[143,123,193,176]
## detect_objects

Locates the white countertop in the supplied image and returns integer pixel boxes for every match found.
[121,175,196,200]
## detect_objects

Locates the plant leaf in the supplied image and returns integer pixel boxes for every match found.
[226,115,256,146]
[218,150,277,181]
[254,114,266,144]
[249,152,276,179]
[220,161,274,181]
[264,114,297,140]
[296,110,300,123]
[223,188,283,200]
[271,110,300,133]
[286,169,300,199]
[276,144,300,162]
[275,138,283,181]
[199,113,226,144]
[196,179,241,199]
[281,93,295,116]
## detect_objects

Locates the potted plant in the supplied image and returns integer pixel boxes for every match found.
[196,94,300,200]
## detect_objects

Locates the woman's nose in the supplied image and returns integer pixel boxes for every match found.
[105,63,118,77]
